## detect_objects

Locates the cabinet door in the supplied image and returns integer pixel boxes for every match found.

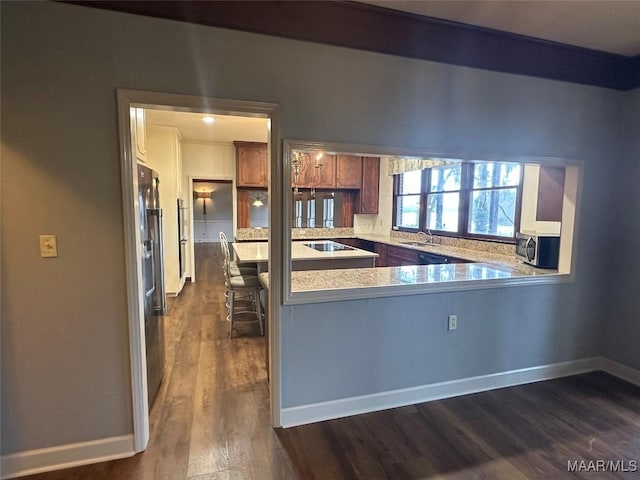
[235,142,267,187]
[292,153,336,188]
[237,190,250,228]
[336,155,362,188]
[315,154,336,188]
[292,153,314,188]
[536,166,565,222]
[387,245,418,266]
[374,242,388,267]
[358,157,380,214]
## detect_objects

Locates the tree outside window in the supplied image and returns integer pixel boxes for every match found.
[393,161,522,241]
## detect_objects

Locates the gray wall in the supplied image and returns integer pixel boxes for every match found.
[604,87,640,369]
[0,0,635,457]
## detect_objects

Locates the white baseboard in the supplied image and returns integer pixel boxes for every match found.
[1,435,135,479]
[281,357,605,427]
[600,357,640,386]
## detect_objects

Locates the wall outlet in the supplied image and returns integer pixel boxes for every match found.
[448,314,457,331]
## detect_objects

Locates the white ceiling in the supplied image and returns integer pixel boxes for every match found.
[145,109,268,143]
[360,1,640,56]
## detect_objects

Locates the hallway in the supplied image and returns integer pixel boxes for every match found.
[25,243,295,479]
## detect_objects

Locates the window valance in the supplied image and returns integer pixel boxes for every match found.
[387,157,459,175]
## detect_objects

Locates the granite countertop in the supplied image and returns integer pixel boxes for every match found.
[259,261,559,294]
[355,234,519,268]
[256,234,560,294]
[290,262,558,293]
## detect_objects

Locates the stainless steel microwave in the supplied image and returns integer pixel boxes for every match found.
[515,233,560,269]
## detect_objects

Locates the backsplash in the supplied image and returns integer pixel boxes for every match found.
[390,230,515,256]
[236,227,355,241]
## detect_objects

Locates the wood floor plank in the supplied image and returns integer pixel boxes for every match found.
[22,244,640,480]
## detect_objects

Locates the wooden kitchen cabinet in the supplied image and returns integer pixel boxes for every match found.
[336,155,362,188]
[237,190,250,228]
[374,242,388,267]
[358,156,380,214]
[235,141,268,187]
[536,166,565,222]
[292,153,336,188]
[387,245,419,266]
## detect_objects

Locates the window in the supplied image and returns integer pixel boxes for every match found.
[294,193,303,228]
[393,161,522,241]
[426,164,462,233]
[323,194,335,228]
[307,197,316,228]
[468,162,521,237]
[395,169,422,229]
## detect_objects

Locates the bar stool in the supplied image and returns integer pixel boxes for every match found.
[219,232,263,337]
[219,232,257,276]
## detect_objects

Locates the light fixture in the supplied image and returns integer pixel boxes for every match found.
[195,190,212,214]
[292,150,303,194]
[251,191,265,207]
[202,116,215,124]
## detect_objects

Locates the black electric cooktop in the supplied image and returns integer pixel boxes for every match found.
[303,241,355,252]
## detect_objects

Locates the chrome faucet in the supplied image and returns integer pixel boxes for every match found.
[416,229,439,245]
[416,231,429,244]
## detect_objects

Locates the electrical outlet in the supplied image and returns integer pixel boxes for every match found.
[448,314,457,331]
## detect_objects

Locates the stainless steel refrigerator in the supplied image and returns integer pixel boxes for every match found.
[138,164,166,409]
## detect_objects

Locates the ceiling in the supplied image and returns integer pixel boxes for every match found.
[360,1,640,56]
[145,109,268,143]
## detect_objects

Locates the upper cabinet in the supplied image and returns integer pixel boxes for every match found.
[292,153,336,188]
[336,155,362,188]
[131,107,147,163]
[314,154,336,188]
[358,156,380,214]
[536,166,565,222]
[235,141,268,187]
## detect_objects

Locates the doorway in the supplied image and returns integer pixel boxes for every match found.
[117,89,282,452]
[193,180,233,243]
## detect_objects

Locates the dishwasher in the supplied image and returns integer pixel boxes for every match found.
[418,251,471,265]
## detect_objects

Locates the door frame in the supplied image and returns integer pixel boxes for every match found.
[189,176,235,282]
[116,89,282,452]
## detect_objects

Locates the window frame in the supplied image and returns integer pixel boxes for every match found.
[392,169,424,231]
[392,162,524,243]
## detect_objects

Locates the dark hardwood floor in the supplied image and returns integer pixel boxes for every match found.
[25,244,640,479]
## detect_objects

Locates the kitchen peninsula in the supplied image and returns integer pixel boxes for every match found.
[233,240,378,271]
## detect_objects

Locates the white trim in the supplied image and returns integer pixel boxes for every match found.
[280,357,601,427]
[116,91,150,452]
[600,357,640,386]
[117,89,282,451]
[0,435,135,480]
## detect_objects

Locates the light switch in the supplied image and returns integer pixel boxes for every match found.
[40,235,58,258]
